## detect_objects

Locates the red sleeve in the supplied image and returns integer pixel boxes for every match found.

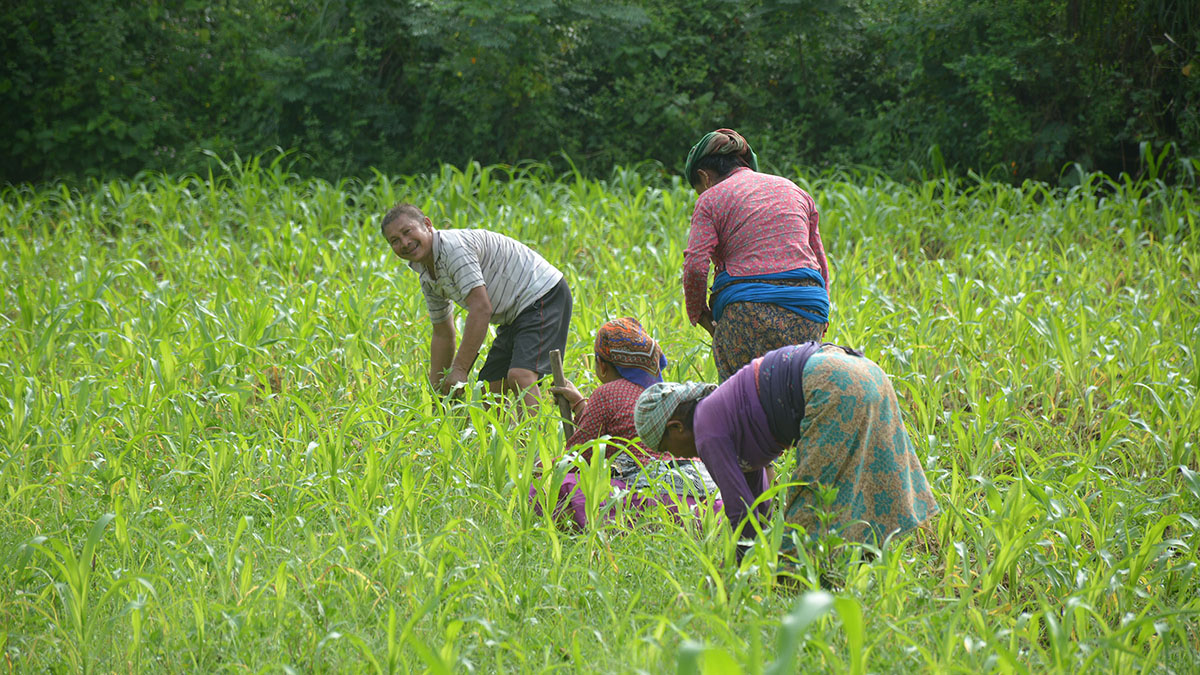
[806,194,829,291]
[683,201,719,324]
[564,386,611,460]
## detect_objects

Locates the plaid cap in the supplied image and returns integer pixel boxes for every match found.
[634,381,718,450]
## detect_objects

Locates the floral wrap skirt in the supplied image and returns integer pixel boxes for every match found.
[712,300,826,381]
[777,346,939,554]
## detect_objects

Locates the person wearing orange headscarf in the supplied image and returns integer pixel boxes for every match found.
[533,318,719,529]
[552,317,667,469]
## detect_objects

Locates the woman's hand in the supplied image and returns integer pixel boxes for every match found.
[698,310,716,337]
[549,380,584,409]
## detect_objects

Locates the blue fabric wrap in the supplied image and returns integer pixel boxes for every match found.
[756,342,864,445]
[710,267,829,323]
[615,353,668,390]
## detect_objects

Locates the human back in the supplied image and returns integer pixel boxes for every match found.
[412,228,562,326]
[690,167,824,278]
[680,129,832,380]
[633,343,938,554]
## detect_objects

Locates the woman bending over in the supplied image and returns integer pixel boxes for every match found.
[634,343,937,559]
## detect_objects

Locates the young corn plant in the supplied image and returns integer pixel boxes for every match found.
[1,156,1197,670]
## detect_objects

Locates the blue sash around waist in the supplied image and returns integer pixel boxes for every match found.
[710,267,829,324]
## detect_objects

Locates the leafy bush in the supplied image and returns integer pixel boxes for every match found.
[1,0,1196,184]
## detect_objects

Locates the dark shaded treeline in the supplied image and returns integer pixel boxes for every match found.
[2,0,1196,184]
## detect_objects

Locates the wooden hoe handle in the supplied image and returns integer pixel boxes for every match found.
[549,349,574,439]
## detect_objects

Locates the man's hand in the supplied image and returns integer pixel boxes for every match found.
[439,365,470,396]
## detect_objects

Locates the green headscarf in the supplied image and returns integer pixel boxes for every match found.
[683,128,759,186]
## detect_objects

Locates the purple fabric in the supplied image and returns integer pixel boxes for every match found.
[530,473,721,530]
[758,342,864,444]
[757,342,823,444]
[694,360,783,539]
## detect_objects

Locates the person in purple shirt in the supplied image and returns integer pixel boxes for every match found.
[634,342,938,561]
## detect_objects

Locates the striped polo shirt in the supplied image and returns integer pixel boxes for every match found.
[409,229,563,325]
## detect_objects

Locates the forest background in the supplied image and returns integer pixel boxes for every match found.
[3,0,1198,186]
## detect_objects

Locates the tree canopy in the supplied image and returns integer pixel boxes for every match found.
[2,0,1197,184]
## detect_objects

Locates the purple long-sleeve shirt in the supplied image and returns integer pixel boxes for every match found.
[693,360,782,539]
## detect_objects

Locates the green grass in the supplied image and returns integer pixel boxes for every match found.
[1,153,1197,672]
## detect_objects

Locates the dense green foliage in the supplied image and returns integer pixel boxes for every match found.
[1,158,1197,670]
[3,0,1198,184]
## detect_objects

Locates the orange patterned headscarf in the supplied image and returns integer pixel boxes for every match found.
[594,317,667,389]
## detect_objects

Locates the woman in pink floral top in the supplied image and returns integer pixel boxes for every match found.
[683,129,831,380]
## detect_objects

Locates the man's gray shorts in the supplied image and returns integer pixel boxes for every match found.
[478,277,572,382]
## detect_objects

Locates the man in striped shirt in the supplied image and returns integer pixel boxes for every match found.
[381,203,572,413]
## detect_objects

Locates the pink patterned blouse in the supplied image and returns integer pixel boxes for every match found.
[682,167,829,324]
